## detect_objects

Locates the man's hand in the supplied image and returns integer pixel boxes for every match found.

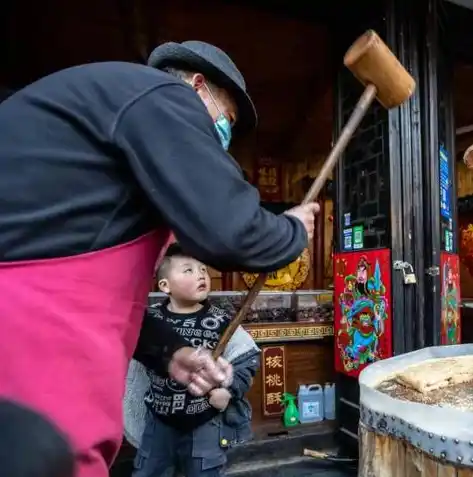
[209,388,232,411]
[284,202,320,240]
[168,347,233,396]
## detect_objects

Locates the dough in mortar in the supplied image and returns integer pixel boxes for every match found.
[394,356,473,394]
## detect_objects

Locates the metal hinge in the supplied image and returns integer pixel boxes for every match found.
[393,260,408,270]
[425,266,440,276]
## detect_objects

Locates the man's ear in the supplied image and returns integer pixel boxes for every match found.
[190,73,205,91]
[158,278,171,294]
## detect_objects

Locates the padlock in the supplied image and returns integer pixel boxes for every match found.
[402,264,417,285]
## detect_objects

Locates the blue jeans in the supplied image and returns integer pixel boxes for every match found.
[132,412,226,477]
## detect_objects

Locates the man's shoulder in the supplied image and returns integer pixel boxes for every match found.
[48,61,176,81]
[18,62,186,113]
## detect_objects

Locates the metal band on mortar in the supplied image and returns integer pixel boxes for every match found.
[360,404,473,467]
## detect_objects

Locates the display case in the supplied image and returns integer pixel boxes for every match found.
[148,290,334,343]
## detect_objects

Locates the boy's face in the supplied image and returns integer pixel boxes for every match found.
[159,256,211,303]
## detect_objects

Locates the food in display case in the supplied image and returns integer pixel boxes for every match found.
[244,291,294,323]
[295,291,334,323]
[148,290,334,324]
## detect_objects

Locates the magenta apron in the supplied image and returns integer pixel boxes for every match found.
[0,229,172,477]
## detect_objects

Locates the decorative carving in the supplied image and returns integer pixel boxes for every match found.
[244,323,333,343]
[241,248,311,291]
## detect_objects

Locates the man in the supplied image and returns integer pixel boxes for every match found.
[0,40,319,477]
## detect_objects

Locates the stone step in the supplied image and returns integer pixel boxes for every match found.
[110,421,347,477]
[227,456,357,477]
[226,421,336,467]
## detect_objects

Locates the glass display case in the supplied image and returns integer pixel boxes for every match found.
[148,290,334,324]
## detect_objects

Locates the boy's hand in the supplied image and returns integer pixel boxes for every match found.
[209,388,232,411]
[169,347,233,396]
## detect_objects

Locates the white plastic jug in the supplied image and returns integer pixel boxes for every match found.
[324,382,336,420]
[297,384,324,423]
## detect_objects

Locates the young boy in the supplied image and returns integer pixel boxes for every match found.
[125,243,260,477]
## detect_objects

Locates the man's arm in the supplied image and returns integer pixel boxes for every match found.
[112,83,308,272]
[133,310,187,375]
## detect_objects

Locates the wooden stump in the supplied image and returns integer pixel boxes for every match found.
[359,423,473,477]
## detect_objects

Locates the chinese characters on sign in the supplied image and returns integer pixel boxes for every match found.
[255,157,282,202]
[439,145,454,253]
[439,145,451,221]
[262,346,286,416]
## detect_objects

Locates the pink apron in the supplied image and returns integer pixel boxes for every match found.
[0,229,172,476]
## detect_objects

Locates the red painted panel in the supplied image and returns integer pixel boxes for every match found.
[440,252,461,345]
[334,249,392,378]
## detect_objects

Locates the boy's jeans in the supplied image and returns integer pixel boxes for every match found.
[132,412,227,477]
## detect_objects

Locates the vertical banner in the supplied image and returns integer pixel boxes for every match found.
[255,157,283,202]
[262,346,286,416]
[439,144,454,253]
[334,249,392,378]
[440,252,461,345]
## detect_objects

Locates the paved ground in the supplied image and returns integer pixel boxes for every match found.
[247,466,355,477]
[111,460,357,477]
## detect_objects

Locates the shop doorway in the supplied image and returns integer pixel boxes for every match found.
[0,0,342,472]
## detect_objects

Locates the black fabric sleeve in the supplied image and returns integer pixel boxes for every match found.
[112,83,308,272]
[133,310,188,375]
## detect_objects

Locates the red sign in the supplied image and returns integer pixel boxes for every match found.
[255,157,282,202]
[262,346,286,416]
[440,252,461,345]
[334,249,392,378]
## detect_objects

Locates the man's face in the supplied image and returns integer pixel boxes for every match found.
[189,73,238,127]
[158,256,211,303]
[357,266,368,284]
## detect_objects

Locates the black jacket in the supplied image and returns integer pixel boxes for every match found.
[0,62,307,271]
[0,61,308,361]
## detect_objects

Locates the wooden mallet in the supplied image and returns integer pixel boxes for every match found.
[212,30,416,359]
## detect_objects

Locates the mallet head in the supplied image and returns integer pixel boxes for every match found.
[344,30,416,109]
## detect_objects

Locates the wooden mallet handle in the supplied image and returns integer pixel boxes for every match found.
[212,31,415,359]
[213,84,378,359]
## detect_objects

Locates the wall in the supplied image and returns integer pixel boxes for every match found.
[209,153,335,292]
[2,0,334,293]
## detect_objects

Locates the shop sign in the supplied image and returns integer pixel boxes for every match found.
[262,346,286,416]
[255,157,282,202]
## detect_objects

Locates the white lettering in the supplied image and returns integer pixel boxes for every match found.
[171,393,186,414]
[201,315,226,330]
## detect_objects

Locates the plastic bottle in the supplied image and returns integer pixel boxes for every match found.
[297,384,324,423]
[282,392,299,427]
[324,382,336,420]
